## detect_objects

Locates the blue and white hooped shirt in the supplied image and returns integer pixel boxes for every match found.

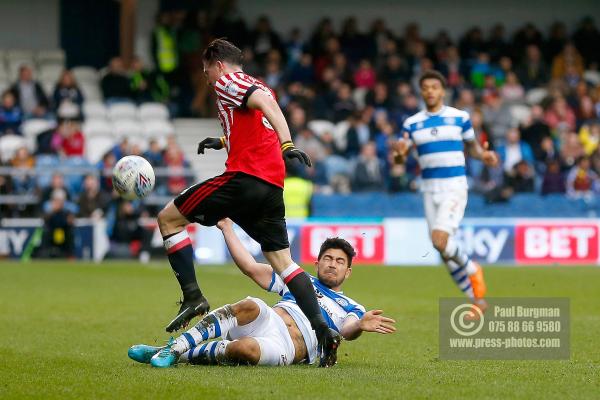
[402,106,475,192]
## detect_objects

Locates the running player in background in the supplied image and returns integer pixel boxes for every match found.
[156,38,340,366]
[393,70,499,313]
[128,219,395,367]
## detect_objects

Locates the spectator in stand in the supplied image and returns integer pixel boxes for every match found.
[345,109,374,157]
[572,17,600,67]
[130,57,170,104]
[520,105,552,161]
[264,58,284,88]
[332,82,356,122]
[101,57,132,102]
[287,106,307,139]
[482,94,513,141]
[437,46,466,89]
[470,52,493,89]
[143,139,164,167]
[250,15,283,63]
[380,54,410,90]
[515,45,549,89]
[295,128,327,162]
[353,141,385,192]
[545,96,577,133]
[151,11,181,88]
[366,82,392,112]
[53,70,84,110]
[51,118,85,158]
[9,65,49,118]
[505,160,535,193]
[78,174,111,218]
[10,146,35,193]
[354,59,377,89]
[552,43,585,82]
[541,159,566,195]
[0,90,23,135]
[544,22,568,63]
[579,122,600,155]
[566,156,599,198]
[560,132,585,170]
[38,189,75,258]
[500,71,525,102]
[97,151,117,193]
[41,173,72,204]
[497,128,535,173]
[287,53,315,85]
[163,143,191,195]
[107,200,150,259]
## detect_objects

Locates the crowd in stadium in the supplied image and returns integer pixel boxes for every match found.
[2,7,600,227]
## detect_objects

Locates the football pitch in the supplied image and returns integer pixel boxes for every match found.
[1,261,599,400]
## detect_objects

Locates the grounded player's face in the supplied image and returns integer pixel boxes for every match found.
[203,61,224,86]
[315,248,352,289]
[420,79,445,109]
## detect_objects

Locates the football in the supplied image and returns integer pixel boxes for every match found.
[112,155,155,200]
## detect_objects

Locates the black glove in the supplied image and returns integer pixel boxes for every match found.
[281,141,312,167]
[197,137,225,154]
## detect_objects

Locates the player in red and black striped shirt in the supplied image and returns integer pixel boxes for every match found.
[156,39,340,367]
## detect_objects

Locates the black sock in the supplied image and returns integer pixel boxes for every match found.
[163,232,202,301]
[285,272,328,336]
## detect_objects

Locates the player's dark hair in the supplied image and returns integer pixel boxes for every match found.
[419,70,447,89]
[318,237,357,266]
[202,38,243,66]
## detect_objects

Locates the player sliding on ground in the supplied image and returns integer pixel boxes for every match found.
[128,218,395,367]
[156,39,341,366]
[392,70,499,313]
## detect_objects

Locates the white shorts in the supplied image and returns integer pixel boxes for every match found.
[423,190,467,235]
[228,297,295,366]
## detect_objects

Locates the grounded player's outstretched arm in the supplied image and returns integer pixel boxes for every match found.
[341,310,396,341]
[464,140,498,167]
[216,218,274,290]
[246,89,312,167]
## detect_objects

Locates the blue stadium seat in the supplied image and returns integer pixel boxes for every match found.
[35,154,60,188]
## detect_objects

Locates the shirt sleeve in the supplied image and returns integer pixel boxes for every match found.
[461,113,476,141]
[214,73,259,108]
[346,303,366,321]
[266,271,287,296]
[401,119,413,140]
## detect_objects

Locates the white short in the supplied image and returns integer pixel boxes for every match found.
[228,297,295,366]
[423,190,467,235]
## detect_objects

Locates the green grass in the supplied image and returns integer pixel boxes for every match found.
[0,261,599,400]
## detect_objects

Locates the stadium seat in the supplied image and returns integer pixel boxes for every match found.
[307,120,336,138]
[113,119,143,138]
[525,88,548,105]
[0,134,28,163]
[35,49,66,66]
[79,82,102,101]
[35,154,60,188]
[21,119,57,139]
[142,119,174,137]
[108,102,137,120]
[138,102,169,121]
[83,101,108,120]
[82,119,112,137]
[62,156,93,194]
[85,135,115,163]
[71,66,99,84]
[39,63,64,83]
[128,135,149,152]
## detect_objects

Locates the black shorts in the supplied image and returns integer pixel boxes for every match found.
[173,172,289,252]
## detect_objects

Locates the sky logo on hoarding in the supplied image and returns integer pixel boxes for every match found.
[456,225,512,263]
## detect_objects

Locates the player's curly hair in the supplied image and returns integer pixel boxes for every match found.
[202,38,243,66]
[419,70,447,88]
[318,238,357,266]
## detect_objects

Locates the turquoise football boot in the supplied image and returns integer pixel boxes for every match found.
[150,337,179,368]
[128,344,162,364]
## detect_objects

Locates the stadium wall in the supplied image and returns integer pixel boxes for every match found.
[2,218,598,266]
[0,0,59,50]
[238,0,600,39]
